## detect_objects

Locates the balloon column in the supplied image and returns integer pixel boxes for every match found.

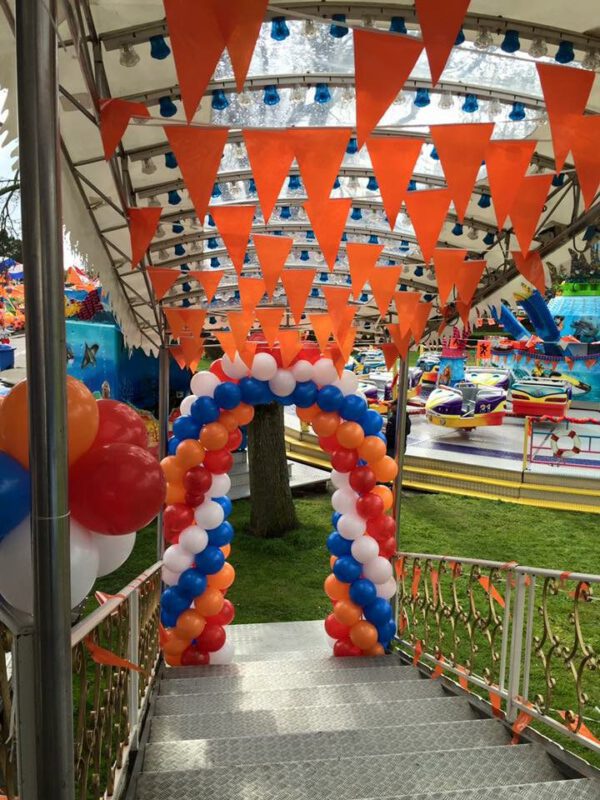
[160,346,398,665]
[0,380,166,614]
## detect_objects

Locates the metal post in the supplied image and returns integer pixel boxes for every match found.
[15,2,74,798]
[127,590,140,749]
[392,358,409,623]
[157,344,170,558]
[506,572,527,722]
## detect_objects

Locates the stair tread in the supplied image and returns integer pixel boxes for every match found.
[389,780,600,800]
[143,718,509,771]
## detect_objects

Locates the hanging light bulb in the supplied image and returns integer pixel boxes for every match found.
[119,43,140,68]
[347,176,360,192]
[341,86,354,103]
[141,157,156,175]
[155,224,165,239]
[238,91,251,107]
[229,182,241,198]
[582,48,600,70]
[148,195,160,207]
[474,28,494,51]
[190,216,200,229]
[363,16,375,28]
[528,37,548,58]
[158,249,168,261]
[291,84,305,104]
[304,19,317,37]
[191,240,201,252]
[438,91,454,109]
[297,206,307,221]
[467,227,478,241]
[487,98,503,118]
[394,91,409,106]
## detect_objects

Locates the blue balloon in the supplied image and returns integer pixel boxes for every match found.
[160,608,179,628]
[214,381,242,410]
[317,385,344,412]
[190,396,220,425]
[239,377,265,406]
[327,531,352,557]
[172,415,200,441]
[362,409,383,435]
[376,431,388,443]
[274,393,294,406]
[292,380,318,408]
[377,619,397,646]
[333,555,362,583]
[340,394,367,422]
[349,578,377,607]
[331,511,342,528]
[178,568,207,599]
[0,452,31,542]
[213,495,233,517]
[364,597,393,626]
[167,437,181,455]
[195,545,225,575]
[161,587,190,615]
[208,520,234,547]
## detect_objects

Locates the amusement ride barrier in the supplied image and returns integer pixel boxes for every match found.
[523,415,600,471]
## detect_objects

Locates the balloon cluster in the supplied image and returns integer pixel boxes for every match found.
[0,378,166,614]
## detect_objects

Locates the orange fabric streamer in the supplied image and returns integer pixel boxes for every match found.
[99,98,149,161]
[478,576,505,608]
[290,128,351,206]
[432,248,468,304]
[255,307,284,347]
[484,140,537,228]
[430,568,439,599]
[190,269,224,303]
[278,329,303,367]
[211,205,256,275]
[215,0,269,92]
[489,690,503,719]
[177,309,206,341]
[558,711,600,745]
[455,664,469,690]
[412,639,423,666]
[164,308,186,340]
[238,276,266,315]
[304,198,352,270]
[309,314,334,354]
[369,266,401,317]
[570,115,600,211]
[431,658,444,680]
[511,710,533,744]
[367,137,424,229]
[128,207,162,269]
[411,564,422,599]
[405,189,451,263]
[512,250,546,295]
[243,129,295,222]
[147,268,179,301]
[415,0,471,86]
[84,636,147,676]
[281,269,315,324]
[509,174,553,257]
[346,242,383,298]
[254,234,293,296]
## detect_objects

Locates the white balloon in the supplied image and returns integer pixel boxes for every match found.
[222,353,249,379]
[163,544,194,574]
[194,500,225,530]
[0,517,99,615]
[269,368,296,397]
[190,371,220,397]
[209,638,234,665]
[351,535,380,564]
[337,513,367,541]
[363,556,393,584]
[250,352,278,381]
[179,394,197,416]
[333,370,360,395]
[178,525,209,555]
[208,473,231,497]
[331,488,358,515]
[313,357,338,386]
[376,577,398,600]
[161,566,180,586]
[291,359,314,382]
[93,531,136,578]
[330,469,350,489]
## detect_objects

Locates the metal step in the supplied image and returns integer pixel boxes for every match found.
[149,696,479,741]
[134,744,563,800]
[235,647,331,662]
[154,676,445,716]
[142,718,509,772]
[391,780,600,800]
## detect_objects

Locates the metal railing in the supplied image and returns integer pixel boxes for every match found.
[395,553,599,756]
[523,415,600,472]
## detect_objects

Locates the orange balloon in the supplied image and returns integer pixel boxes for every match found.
[365,643,385,657]
[336,421,365,449]
[371,484,393,511]
[194,586,225,616]
[358,435,386,463]
[221,544,231,559]
[329,555,337,569]
[350,620,378,650]
[162,631,190,656]
[372,455,398,483]
[0,376,99,467]
[219,410,239,433]
[312,412,341,437]
[296,404,320,423]
[176,609,206,639]
[207,561,236,590]
[161,455,185,484]
[324,574,351,602]
[200,422,229,451]
[165,481,186,505]
[333,599,362,626]
[232,403,254,426]
[175,439,205,470]
[164,652,182,667]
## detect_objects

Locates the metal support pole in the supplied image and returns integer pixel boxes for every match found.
[15,2,74,798]
[127,589,140,749]
[506,572,527,722]
[157,344,170,558]
[392,358,409,623]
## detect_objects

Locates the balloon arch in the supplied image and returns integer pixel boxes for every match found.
[159,344,399,667]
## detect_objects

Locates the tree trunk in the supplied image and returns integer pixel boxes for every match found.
[247,402,298,538]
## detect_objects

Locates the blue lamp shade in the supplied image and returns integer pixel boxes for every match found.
[330,14,349,38]
[399,240,410,251]
[430,146,439,160]
[414,88,431,108]
[306,230,316,240]
[233,290,240,301]
[271,17,290,41]
[180,263,190,272]
[315,84,332,104]
[398,284,408,292]
[368,234,379,244]
[500,29,520,53]
[288,175,301,190]
[182,282,191,293]
[359,292,369,302]
[207,214,216,227]
[247,178,257,194]
[244,253,250,264]
[159,96,177,117]
[387,259,396,266]
[280,206,292,219]
[552,173,565,187]
[509,102,526,121]
[483,232,495,246]
[320,272,329,282]
[367,176,379,191]
[478,193,491,209]
[346,137,359,154]
[172,222,184,234]
[263,85,280,105]
[310,287,320,298]
[211,89,229,111]
[208,316,217,325]
[452,222,464,236]
[414,266,424,277]
[424,293,434,302]
[207,237,218,250]
[462,93,479,113]
[455,28,466,46]
[351,207,362,221]
[300,250,310,261]
[332,176,341,189]
[168,189,182,205]
[150,35,170,60]
[555,40,574,63]
[273,230,282,236]
[211,183,222,198]
[165,151,178,169]
[407,179,417,191]
[182,298,191,307]
[345,273,351,283]
[210,257,220,268]
[174,244,186,256]
[390,17,407,34]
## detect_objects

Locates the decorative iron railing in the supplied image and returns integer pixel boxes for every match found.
[395,552,600,757]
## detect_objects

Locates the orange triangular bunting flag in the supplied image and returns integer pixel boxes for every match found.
[99,99,149,161]
[485,140,537,228]
[304,198,352,270]
[386,323,411,359]
[128,207,162,268]
[215,331,237,361]
[177,309,206,340]
[512,251,546,295]
[454,260,486,306]
[536,63,595,172]
[411,302,433,343]
[332,307,358,345]
[190,269,224,303]
[289,128,351,206]
[431,123,494,222]
[509,174,553,257]
[254,234,293,296]
[238,276,266,315]
[227,310,254,350]
[281,269,315,324]
[394,291,421,338]
[211,205,256,275]
[169,344,186,369]
[147,268,179,301]
[164,308,186,340]
[215,0,269,93]
[381,343,399,370]
[455,301,472,328]
[367,137,424,228]
[369,267,401,317]
[166,127,229,222]
[433,249,467,304]
[278,329,303,368]
[415,0,471,86]
[180,337,204,369]
[309,314,333,354]
[337,327,357,363]
[347,242,382,298]
[405,189,452,263]
[256,307,284,347]
[239,340,258,368]
[164,0,226,122]
[354,29,424,145]
[243,129,295,221]
[323,286,352,328]
[570,115,600,211]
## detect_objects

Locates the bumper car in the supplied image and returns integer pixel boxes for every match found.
[416,353,441,389]
[408,367,423,399]
[426,382,507,429]
[464,367,510,391]
[510,379,571,417]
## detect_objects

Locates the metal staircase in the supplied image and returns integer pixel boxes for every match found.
[131,621,599,800]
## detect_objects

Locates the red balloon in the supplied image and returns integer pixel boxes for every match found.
[70,443,166,535]
[349,466,377,494]
[206,598,235,626]
[196,623,226,653]
[185,491,205,507]
[367,513,396,542]
[331,448,358,473]
[209,358,229,382]
[184,465,212,494]
[203,448,233,474]
[333,638,362,658]
[181,646,210,666]
[164,503,194,535]
[324,613,350,640]
[93,400,148,449]
[226,428,243,452]
[379,536,397,559]
[356,492,384,520]
[318,435,339,454]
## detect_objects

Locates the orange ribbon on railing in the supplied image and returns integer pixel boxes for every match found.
[489,689,503,719]
[398,609,408,634]
[412,639,423,666]
[558,712,600,745]
[84,636,148,676]
[394,555,406,580]
[511,709,533,743]
[455,664,469,690]
[430,568,439,599]
[478,576,505,608]
[411,565,422,599]
[431,654,444,680]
